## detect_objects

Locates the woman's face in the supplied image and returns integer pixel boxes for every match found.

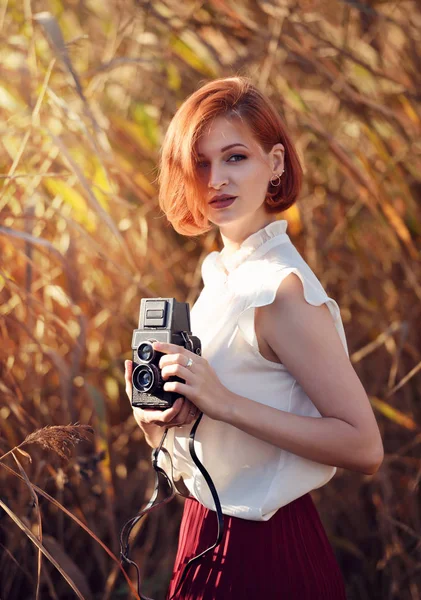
[195,115,284,234]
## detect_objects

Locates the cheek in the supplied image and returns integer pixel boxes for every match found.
[196,171,208,186]
[239,166,269,194]
[240,161,268,183]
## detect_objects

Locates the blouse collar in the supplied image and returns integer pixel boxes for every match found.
[216,219,289,275]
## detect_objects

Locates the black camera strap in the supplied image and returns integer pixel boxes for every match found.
[120,413,225,600]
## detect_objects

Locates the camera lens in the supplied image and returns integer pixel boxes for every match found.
[132,364,158,393]
[137,342,154,363]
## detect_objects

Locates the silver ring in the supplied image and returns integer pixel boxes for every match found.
[270,173,282,186]
[189,409,196,417]
[185,357,193,368]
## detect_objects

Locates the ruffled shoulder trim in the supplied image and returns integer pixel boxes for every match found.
[237,266,349,365]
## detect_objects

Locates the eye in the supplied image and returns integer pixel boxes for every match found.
[195,154,247,169]
[227,154,247,163]
[195,161,208,169]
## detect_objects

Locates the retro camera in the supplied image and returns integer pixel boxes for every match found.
[131,298,201,410]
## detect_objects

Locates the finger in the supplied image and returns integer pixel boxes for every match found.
[166,402,189,427]
[175,400,195,424]
[153,341,182,355]
[185,402,198,424]
[161,364,190,385]
[166,400,198,428]
[132,406,148,428]
[158,347,200,372]
[133,405,165,427]
[157,397,187,424]
[160,399,193,428]
[125,360,133,399]
[137,397,184,427]
[125,360,133,384]
[146,396,182,418]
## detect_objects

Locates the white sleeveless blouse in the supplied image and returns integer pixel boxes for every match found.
[159,219,349,521]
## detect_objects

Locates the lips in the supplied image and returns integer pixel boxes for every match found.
[210,195,237,204]
[210,196,237,208]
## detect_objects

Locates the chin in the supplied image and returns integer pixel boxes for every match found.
[208,213,238,226]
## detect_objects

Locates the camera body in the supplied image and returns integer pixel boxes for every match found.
[131,298,201,410]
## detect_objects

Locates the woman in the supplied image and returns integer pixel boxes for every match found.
[124,76,383,599]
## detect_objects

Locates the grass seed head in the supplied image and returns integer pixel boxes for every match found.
[22,424,94,460]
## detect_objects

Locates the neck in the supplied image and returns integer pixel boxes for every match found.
[219,217,277,259]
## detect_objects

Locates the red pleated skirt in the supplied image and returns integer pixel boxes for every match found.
[166,493,346,600]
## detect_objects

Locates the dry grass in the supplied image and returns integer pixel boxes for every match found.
[0,424,94,462]
[0,0,421,598]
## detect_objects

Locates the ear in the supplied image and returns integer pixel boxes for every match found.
[270,143,285,175]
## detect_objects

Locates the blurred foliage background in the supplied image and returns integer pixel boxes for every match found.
[0,0,421,598]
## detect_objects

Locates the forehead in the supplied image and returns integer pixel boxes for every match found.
[196,115,261,154]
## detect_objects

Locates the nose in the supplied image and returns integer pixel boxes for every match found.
[208,164,228,190]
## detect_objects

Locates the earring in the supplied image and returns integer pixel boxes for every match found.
[270,169,284,186]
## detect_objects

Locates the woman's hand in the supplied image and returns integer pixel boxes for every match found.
[152,341,229,421]
[124,360,198,429]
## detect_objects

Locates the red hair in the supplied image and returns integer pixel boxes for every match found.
[158,76,303,236]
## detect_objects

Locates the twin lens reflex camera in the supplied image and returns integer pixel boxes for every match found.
[131,298,201,410]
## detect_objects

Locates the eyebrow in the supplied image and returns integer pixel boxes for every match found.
[197,143,248,157]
